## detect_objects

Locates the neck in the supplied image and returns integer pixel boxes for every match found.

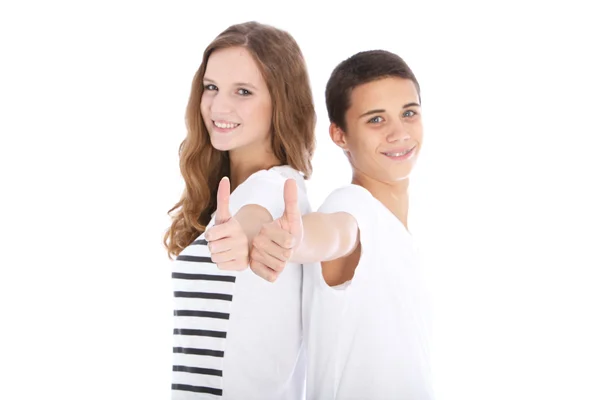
[351,172,410,228]
[228,141,280,190]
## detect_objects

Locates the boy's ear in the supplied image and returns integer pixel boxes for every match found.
[329,123,348,151]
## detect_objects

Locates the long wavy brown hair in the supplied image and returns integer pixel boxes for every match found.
[164,21,316,258]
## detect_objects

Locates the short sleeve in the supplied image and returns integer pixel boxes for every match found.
[205,168,309,230]
[316,184,380,289]
[317,184,378,253]
[228,170,287,220]
[319,184,376,227]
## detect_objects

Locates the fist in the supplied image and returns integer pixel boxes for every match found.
[249,179,302,282]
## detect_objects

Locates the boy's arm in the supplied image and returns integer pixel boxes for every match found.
[249,180,360,281]
[289,211,359,263]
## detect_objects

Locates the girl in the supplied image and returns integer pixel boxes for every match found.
[164,21,315,399]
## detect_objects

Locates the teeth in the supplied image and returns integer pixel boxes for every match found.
[214,121,239,129]
[385,149,411,157]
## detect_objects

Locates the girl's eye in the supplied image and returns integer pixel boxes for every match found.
[204,84,217,91]
[237,88,251,96]
[368,116,384,124]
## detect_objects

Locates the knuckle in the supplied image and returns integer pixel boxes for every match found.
[212,255,224,265]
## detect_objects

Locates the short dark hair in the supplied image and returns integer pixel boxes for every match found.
[325,50,421,131]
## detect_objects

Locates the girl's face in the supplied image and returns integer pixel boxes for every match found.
[201,46,273,155]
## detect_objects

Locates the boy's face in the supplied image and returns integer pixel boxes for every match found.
[331,77,423,184]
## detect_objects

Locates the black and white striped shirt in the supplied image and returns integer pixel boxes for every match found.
[171,166,310,400]
[172,236,236,397]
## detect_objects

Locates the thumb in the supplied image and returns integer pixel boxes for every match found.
[215,176,231,224]
[283,178,301,232]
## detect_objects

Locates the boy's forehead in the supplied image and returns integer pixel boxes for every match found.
[348,78,419,111]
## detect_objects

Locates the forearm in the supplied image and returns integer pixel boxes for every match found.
[291,212,359,263]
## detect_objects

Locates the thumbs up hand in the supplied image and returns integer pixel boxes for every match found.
[204,177,249,271]
[250,179,303,282]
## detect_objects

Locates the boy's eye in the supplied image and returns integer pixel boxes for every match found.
[368,116,384,123]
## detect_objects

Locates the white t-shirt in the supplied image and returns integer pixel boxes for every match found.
[171,166,310,400]
[302,184,434,399]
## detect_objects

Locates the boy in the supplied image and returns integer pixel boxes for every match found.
[249,50,434,399]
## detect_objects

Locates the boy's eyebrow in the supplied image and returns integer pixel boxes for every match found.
[203,77,258,90]
[359,103,421,118]
[359,109,385,118]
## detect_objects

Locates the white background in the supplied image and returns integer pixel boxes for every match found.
[1,1,599,399]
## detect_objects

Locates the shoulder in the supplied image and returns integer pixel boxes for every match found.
[318,184,380,253]
[243,166,305,191]
[230,166,308,218]
[318,184,375,216]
